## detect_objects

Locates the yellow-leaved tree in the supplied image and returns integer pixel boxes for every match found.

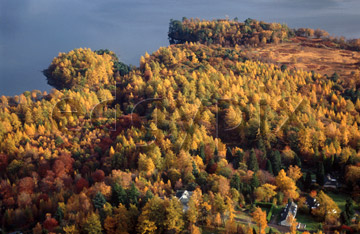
[251,207,267,234]
[275,169,299,200]
[312,191,340,223]
[287,165,303,182]
[44,48,114,90]
[254,183,277,202]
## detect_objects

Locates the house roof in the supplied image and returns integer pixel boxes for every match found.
[279,201,298,227]
[175,190,193,212]
[305,196,319,209]
[324,174,338,188]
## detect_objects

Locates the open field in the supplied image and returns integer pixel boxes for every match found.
[245,38,360,84]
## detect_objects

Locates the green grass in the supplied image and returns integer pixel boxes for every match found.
[326,191,350,211]
[235,211,252,220]
[272,206,283,216]
[296,212,321,231]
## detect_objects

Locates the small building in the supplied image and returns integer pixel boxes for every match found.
[324,174,338,189]
[279,201,298,227]
[175,190,193,212]
[305,196,320,210]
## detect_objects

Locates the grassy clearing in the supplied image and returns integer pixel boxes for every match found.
[296,212,322,231]
[326,191,350,211]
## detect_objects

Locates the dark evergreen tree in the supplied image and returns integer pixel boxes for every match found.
[93,192,106,210]
[192,161,199,177]
[297,175,304,191]
[294,154,302,167]
[54,206,64,223]
[114,61,131,76]
[304,172,312,191]
[111,183,127,206]
[266,159,273,175]
[316,162,325,186]
[112,152,126,170]
[196,171,208,191]
[143,189,154,206]
[230,174,241,191]
[257,138,267,159]
[232,150,243,169]
[127,183,140,206]
[226,147,233,161]
[345,198,355,219]
[199,143,206,163]
[340,211,350,225]
[250,173,260,189]
[214,147,219,162]
[324,155,334,174]
[271,151,282,175]
[247,149,259,172]
[236,150,244,162]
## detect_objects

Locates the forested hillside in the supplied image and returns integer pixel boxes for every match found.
[0,19,360,234]
[168,18,360,51]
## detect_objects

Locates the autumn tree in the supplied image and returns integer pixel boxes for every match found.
[225,106,242,129]
[254,183,277,202]
[288,214,298,234]
[137,196,166,233]
[312,191,340,223]
[164,198,184,233]
[314,29,329,38]
[214,212,222,227]
[92,170,105,182]
[287,165,303,182]
[43,48,114,90]
[251,207,267,234]
[275,169,299,200]
[83,213,102,234]
[43,214,58,232]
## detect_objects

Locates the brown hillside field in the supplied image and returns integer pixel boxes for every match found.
[243,38,360,87]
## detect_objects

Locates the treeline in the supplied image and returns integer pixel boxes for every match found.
[168,18,360,51]
[168,18,294,47]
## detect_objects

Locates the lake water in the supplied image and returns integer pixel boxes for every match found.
[1,0,360,96]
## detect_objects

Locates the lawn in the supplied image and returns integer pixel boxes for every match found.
[272,206,283,217]
[296,212,322,231]
[326,191,350,211]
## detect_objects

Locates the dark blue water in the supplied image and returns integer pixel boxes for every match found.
[1,0,360,96]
